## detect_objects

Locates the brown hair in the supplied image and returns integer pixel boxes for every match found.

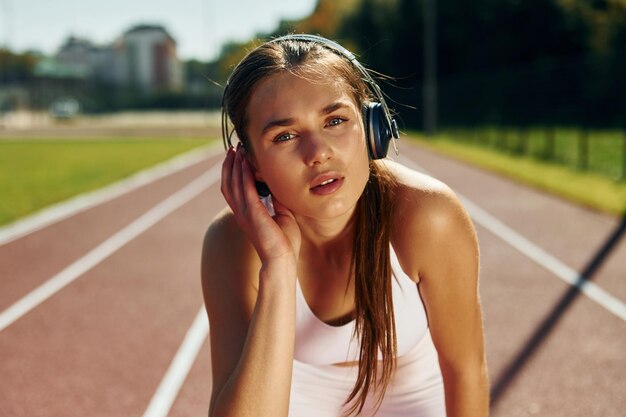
[222,38,398,416]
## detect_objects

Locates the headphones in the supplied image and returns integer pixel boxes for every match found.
[221,34,400,196]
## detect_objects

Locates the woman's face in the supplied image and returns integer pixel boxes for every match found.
[245,71,371,221]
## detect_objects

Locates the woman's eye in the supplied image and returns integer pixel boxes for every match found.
[274,132,295,142]
[327,117,347,127]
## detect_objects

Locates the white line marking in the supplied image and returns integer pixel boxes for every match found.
[0,144,222,246]
[398,155,626,323]
[142,308,209,417]
[461,197,626,322]
[0,163,222,332]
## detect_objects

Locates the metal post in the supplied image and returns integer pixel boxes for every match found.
[578,129,589,171]
[544,127,555,161]
[423,0,437,137]
[517,128,527,155]
[622,130,626,180]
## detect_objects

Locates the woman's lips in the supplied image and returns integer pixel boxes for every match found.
[310,172,342,188]
[310,177,344,195]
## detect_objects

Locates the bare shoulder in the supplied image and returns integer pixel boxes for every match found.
[379,159,478,282]
[201,206,260,324]
[381,158,461,217]
[202,207,262,404]
[381,158,453,196]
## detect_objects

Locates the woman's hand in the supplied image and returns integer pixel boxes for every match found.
[221,144,301,266]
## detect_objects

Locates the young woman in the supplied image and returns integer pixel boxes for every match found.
[201,34,489,417]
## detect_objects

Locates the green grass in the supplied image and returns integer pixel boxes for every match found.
[0,138,212,227]
[408,132,626,216]
[442,126,626,180]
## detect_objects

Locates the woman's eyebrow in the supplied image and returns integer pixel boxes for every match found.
[261,117,295,135]
[321,101,350,115]
[260,102,351,135]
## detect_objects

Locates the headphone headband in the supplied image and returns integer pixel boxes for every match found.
[268,34,358,64]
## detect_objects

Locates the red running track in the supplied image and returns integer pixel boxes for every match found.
[0,140,624,417]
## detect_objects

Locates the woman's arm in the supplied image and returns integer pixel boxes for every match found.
[202,229,297,417]
[416,188,489,417]
[388,161,489,417]
[202,146,302,417]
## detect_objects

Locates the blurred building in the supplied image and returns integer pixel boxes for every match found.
[54,37,91,75]
[48,24,184,94]
[120,25,184,93]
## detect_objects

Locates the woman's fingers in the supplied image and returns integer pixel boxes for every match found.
[221,144,250,219]
[220,146,236,206]
[223,144,268,225]
[271,197,289,217]
[241,154,281,232]
[231,144,246,211]
[220,144,300,262]
[271,197,302,256]
[240,153,263,206]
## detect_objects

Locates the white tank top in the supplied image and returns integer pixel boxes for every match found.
[294,244,428,365]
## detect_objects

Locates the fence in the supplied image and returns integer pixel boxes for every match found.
[439,127,626,181]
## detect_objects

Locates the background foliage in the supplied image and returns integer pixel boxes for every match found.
[209,0,626,130]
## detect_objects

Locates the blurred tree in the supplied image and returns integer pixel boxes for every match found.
[339,0,423,126]
[339,0,399,71]
[208,0,625,128]
[276,0,361,39]
[0,49,39,84]
[213,40,259,84]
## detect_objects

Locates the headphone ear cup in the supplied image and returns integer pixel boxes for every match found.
[255,181,271,197]
[364,102,392,159]
[362,104,372,158]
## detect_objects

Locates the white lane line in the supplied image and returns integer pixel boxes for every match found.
[0,143,222,246]
[142,308,209,417]
[0,163,222,332]
[397,155,626,323]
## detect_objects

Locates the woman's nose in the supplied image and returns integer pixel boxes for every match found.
[303,132,334,166]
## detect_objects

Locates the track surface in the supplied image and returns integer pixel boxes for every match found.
[0,140,624,417]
